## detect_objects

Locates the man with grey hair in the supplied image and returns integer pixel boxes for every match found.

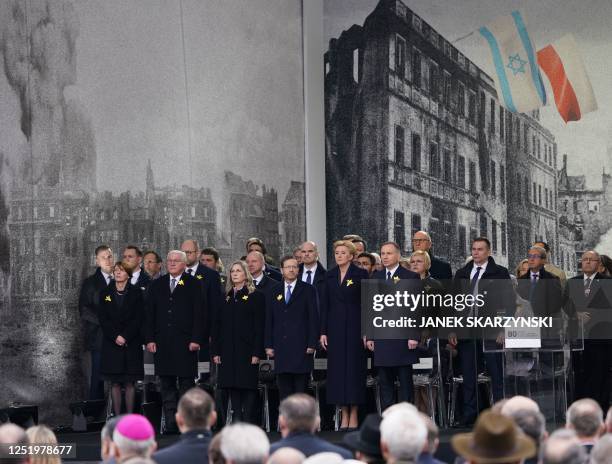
[267,448,306,464]
[566,398,604,453]
[517,246,562,317]
[591,435,612,464]
[101,415,123,463]
[501,397,547,464]
[145,250,205,433]
[411,230,452,281]
[380,407,427,464]
[540,429,587,464]
[0,423,30,464]
[270,394,351,458]
[221,423,270,464]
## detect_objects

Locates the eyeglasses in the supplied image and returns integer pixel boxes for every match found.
[581,258,599,262]
[282,265,299,269]
[527,254,543,259]
[167,259,184,264]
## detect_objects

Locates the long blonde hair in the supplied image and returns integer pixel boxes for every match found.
[226,260,256,294]
[26,425,61,464]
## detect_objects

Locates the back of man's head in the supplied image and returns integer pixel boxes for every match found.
[541,429,587,464]
[101,415,123,461]
[221,423,269,464]
[177,387,216,432]
[113,414,157,462]
[566,399,603,439]
[419,413,439,454]
[507,408,546,446]
[380,408,426,463]
[266,447,305,464]
[0,424,28,464]
[278,394,318,436]
[605,407,612,434]
[591,435,612,464]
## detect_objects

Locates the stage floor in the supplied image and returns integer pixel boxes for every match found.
[57,428,465,463]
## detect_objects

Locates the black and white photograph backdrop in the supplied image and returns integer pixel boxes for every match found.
[324,0,612,270]
[0,0,305,424]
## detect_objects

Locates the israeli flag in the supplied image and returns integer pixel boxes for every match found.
[479,11,547,113]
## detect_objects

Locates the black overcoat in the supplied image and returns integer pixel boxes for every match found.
[78,268,109,351]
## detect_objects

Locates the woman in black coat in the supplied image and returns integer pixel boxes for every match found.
[98,261,145,415]
[320,240,369,430]
[211,260,265,424]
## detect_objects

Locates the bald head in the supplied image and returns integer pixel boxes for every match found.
[501,396,540,416]
[582,250,601,276]
[542,429,586,464]
[567,398,604,440]
[0,424,28,463]
[300,241,319,266]
[246,251,265,278]
[267,447,306,464]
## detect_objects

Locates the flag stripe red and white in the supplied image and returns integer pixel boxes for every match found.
[537,34,596,123]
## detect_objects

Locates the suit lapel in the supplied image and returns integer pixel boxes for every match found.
[288,280,302,305]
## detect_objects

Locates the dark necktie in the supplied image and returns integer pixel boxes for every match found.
[170,278,177,293]
[387,271,392,281]
[584,278,592,297]
[285,284,292,304]
[187,268,193,275]
[529,273,538,301]
[470,267,482,294]
[306,270,312,285]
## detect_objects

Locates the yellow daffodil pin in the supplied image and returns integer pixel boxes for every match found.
[242,295,249,301]
[346,279,354,287]
[105,295,112,302]
[226,295,230,302]
[276,294,283,301]
[178,279,184,286]
[196,275,203,280]
[393,276,400,283]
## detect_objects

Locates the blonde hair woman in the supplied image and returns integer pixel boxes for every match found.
[212,260,264,424]
[26,426,61,464]
[319,240,369,430]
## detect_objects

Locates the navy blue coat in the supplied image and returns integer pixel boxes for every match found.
[265,280,319,373]
[429,255,453,281]
[517,267,562,317]
[320,263,368,405]
[153,429,212,464]
[192,264,223,341]
[144,273,205,377]
[255,274,277,300]
[78,268,109,351]
[211,287,265,389]
[264,264,282,282]
[270,432,353,459]
[133,269,152,292]
[370,266,422,367]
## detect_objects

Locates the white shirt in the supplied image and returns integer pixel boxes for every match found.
[252,272,263,286]
[186,264,198,276]
[102,271,113,285]
[583,274,595,286]
[130,269,141,285]
[470,261,488,281]
[385,265,400,279]
[302,263,317,283]
[284,280,297,297]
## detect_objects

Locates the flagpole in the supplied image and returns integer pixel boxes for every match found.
[452,30,476,44]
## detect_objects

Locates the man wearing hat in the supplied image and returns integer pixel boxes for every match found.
[343,413,384,464]
[112,414,157,463]
[451,410,536,464]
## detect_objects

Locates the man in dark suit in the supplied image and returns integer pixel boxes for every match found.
[565,250,612,410]
[412,231,453,281]
[517,246,562,317]
[79,244,114,400]
[247,250,277,299]
[298,241,327,296]
[367,242,422,409]
[453,237,513,426]
[145,250,205,433]
[199,247,226,292]
[123,245,152,291]
[153,388,216,464]
[265,256,319,400]
[143,250,163,280]
[270,394,352,458]
[246,237,282,280]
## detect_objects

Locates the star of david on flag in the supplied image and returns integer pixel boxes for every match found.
[479,10,546,113]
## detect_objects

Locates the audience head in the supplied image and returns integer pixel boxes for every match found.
[420,413,440,455]
[280,256,300,282]
[267,447,305,464]
[501,397,546,447]
[112,414,157,462]
[581,250,600,276]
[246,251,266,278]
[221,423,269,464]
[95,245,114,274]
[143,251,162,277]
[566,398,604,441]
[100,415,123,462]
[380,406,427,463]
[452,410,535,464]
[209,432,226,464]
[598,255,612,276]
[180,239,200,266]
[591,434,612,464]
[302,453,343,464]
[540,429,586,464]
[409,250,431,278]
[515,259,529,278]
[176,387,216,433]
[122,246,143,271]
[26,425,60,464]
[200,247,220,270]
[412,231,432,252]
[471,238,491,265]
[0,423,28,464]
[278,394,319,437]
[357,252,376,275]
[300,241,319,266]
[343,413,382,463]
[527,246,547,272]
[166,250,187,277]
[333,240,356,266]
[380,242,401,269]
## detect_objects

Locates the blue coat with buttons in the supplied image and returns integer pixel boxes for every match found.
[265,280,319,374]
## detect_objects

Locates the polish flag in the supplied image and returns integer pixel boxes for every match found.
[537,34,597,123]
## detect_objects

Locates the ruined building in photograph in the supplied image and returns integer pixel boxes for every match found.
[325,0,567,271]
